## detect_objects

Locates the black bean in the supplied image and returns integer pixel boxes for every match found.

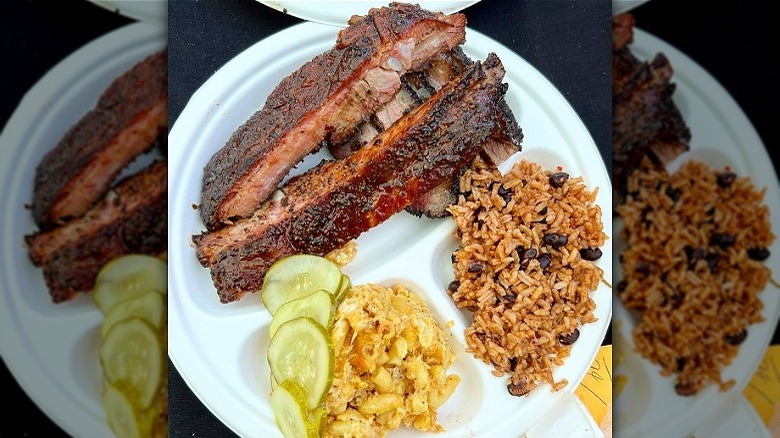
[522,248,538,260]
[636,262,652,275]
[467,262,485,273]
[684,246,706,262]
[716,171,737,188]
[447,280,460,292]
[711,233,736,248]
[665,186,682,202]
[675,381,697,397]
[579,247,602,261]
[507,379,530,397]
[497,186,512,203]
[504,292,517,303]
[538,254,552,270]
[748,247,771,261]
[705,253,719,272]
[559,329,580,345]
[617,280,628,293]
[725,329,748,345]
[543,233,568,248]
[677,357,686,372]
[549,172,569,188]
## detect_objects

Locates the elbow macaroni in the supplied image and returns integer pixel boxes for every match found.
[324,284,460,437]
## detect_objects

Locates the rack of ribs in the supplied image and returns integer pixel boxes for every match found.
[195,54,510,303]
[26,161,167,303]
[328,46,523,217]
[612,13,690,210]
[32,48,167,230]
[198,3,468,230]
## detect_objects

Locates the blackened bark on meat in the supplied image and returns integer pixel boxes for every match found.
[32,49,168,230]
[26,161,167,303]
[328,47,522,218]
[612,14,690,211]
[195,54,508,303]
[199,3,467,230]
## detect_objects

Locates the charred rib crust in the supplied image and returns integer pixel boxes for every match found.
[199,4,466,230]
[196,54,507,302]
[32,49,168,229]
[27,161,167,303]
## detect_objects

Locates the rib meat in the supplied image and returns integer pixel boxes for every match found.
[329,47,523,217]
[199,3,467,230]
[32,48,167,230]
[195,54,509,303]
[612,14,690,210]
[26,161,167,303]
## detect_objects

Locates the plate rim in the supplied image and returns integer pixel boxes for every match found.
[256,0,482,27]
[85,0,167,27]
[168,20,612,437]
[0,21,166,438]
[613,27,780,438]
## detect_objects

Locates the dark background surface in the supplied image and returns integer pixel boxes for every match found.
[0,0,777,437]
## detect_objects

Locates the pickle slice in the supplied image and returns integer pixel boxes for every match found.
[268,317,334,409]
[94,255,167,314]
[101,291,165,337]
[261,254,341,315]
[335,274,351,303]
[312,404,327,436]
[100,318,162,409]
[271,380,319,438]
[269,290,335,339]
[102,383,147,438]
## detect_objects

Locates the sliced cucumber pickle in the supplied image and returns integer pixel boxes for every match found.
[262,254,341,315]
[103,383,146,438]
[335,274,351,303]
[271,380,319,438]
[101,291,165,337]
[268,317,334,409]
[312,405,327,436]
[94,255,167,314]
[100,318,163,409]
[269,290,335,339]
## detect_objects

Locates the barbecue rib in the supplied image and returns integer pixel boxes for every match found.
[32,48,168,230]
[196,54,509,303]
[328,47,523,217]
[199,3,467,230]
[26,161,167,303]
[612,14,690,210]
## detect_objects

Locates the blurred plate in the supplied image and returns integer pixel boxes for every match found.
[0,22,166,438]
[613,28,780,438]
[86,0,167,27]
[612,0,651,16]
[168,20,612,438]
[258,0,481,27]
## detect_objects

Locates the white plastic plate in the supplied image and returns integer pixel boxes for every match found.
[0,22,166,438]
[257,0,481,27]
[169,21,613,438]
[613,28,780,438]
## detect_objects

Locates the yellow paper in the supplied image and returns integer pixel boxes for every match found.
[575,345,612,426]
[743,345,780,431]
